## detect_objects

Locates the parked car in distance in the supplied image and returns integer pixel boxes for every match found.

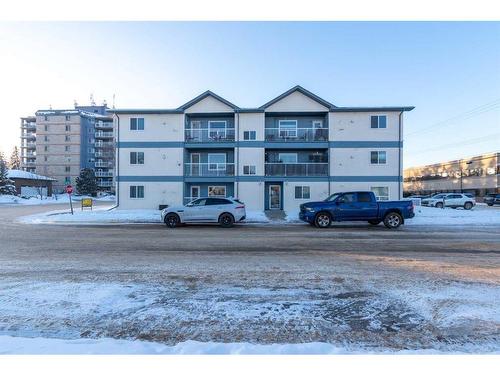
[421,193,475,209]
[299,191,415,229]
[161,197,246,228]
[484,193,500,206]
[406,194,430,199]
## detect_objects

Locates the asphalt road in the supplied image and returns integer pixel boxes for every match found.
[0,204,499,352]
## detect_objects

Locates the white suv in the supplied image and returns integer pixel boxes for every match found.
[422,193,475,210]
[161,197,246,228]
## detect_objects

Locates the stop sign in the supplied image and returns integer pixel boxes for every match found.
[66,185,73,194]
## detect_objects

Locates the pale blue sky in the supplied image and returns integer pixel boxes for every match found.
[1,22,499,167]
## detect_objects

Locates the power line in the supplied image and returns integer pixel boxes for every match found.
[413,133,500,153]
[406,99,500,136]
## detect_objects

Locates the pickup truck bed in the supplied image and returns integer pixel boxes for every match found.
[299,191,415,229]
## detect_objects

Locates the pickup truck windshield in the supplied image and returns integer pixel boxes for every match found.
[324,193,342,202]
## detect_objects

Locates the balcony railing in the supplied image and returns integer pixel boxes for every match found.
[95,121,113,129]
[95,151,114,158]
[95,161,113,168]
[95,131,114,138]
[26,142,36,148]
[184,163,235,177]
[22,161,36,165]
[265,128,328,142]
[94,141,113,148]
[21,133,36,139]
[97,180,114,187]
[95,171,113,177]
[265,163,328,177]
[185,129,235,143]
[22,123,37,129]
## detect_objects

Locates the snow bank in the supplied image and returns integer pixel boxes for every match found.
[3,335,495,354]
[410,206,500,226]
[18,208,159,225]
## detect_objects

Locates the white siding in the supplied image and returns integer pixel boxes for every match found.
[238,113,265,141]
[237,148,265,176]
[265,91,329,112]
[330,182,400,201]
[237,182,264,211]
[282,181,330,213]
[329,112,401,142]
[184,96,234,113]
[330,148,399,176]
[118,182,183,209]
[118,148,183,176]
[118,114,184,142]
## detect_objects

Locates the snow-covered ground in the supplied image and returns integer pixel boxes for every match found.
[0,194,115,206]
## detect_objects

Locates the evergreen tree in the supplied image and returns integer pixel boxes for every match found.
[9,146,21,170]
[0,152,17,195]
[76,168,98,196]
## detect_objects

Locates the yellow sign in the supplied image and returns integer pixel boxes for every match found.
[81,198,93,210]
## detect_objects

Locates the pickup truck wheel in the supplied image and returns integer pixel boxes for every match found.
[315,212,331,228]
[435,202,443,209]
[383,212,403,229]
[368,220,381,225]
[164,213,180,228]
[219,213,235,228]
[464,202,473,210]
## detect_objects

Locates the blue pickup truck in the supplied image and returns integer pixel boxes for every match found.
[299,191,415,229]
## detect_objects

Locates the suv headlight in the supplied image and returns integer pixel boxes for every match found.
[304,207,315,212]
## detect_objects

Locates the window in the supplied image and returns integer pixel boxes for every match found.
[129,185,144,198]
[243,165,256,175]
[44,146,48,152]
[312,120,324,129]
[371,187,389,201]
[65,146,70,152]
[65,115,71,121]
[44,156,48,162]
[206,198,232,205]
[44,135,48,142]
[44,125,48,131]
[278,153,298,163]
[208,121,227,139]
[295,186,310,199]
[44,115,49,121]
[65,166,70,172]
[357,192,372,202]
[371,115,387,129]
[208,186,226,197]
[243,131,256,140]
[65,135,71,142]
[371,151,387,164]
[64,177,71,184]
[130,118,145,130]
[190,198,207,206]
[278,120,297,138]
[339,193,356,203]
[65,125,71,132]
[208,153,226,170]
[130,152,145,165]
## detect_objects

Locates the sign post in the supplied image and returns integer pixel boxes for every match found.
[66,185,74,215]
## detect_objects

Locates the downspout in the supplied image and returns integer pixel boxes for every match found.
[113,113,120,209]
[398,111,403,200]
[235,111,240,199]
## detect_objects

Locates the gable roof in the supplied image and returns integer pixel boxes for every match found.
[259,85,336,110]
[177,90,239,111]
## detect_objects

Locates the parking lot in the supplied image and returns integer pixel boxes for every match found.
[0,204,499,352]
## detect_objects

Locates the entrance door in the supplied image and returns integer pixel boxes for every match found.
[190,153,201,176]
[190,121,202,141]
[190,186,200,202]
[269,184,281,210]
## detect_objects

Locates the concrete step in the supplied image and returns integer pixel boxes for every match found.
[264,210,286,221]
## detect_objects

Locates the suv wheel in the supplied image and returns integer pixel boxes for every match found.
[315,212,331,228]
[487,203,493,206]
[464,202,473,210]
[383,212,403,229]
[165,213,180,228]
[435,202,444,209]
[219,213,235,228]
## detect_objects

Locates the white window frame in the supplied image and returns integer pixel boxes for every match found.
[371,115,388,129]
[243,130,256,140]
[295,186,311,199]
[371,186,389,201]
[243,165,256,175]
[208,120,227,139]
[278,153,298,164]
[208,153,226,171]
[208,185,226,197]
[370,151,387,165]
[130,118,145,131]
[190,185,200,199]
[278,120,298,138]
[129,185,145,199]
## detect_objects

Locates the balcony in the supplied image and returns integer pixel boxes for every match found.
[265,163,328,177]
[265,128,328,142]
[95,171,113,177]
[97,180,114,187]
[21,133,36,139]
[26,142,36,148]
[22,160,36,166]
[95,161,113,168]
[184,163,235,177]
[95,131,114,138]
[94,141,113,148]
[95,151,114,158]
[95,121,113,129]
[185,129,235,143]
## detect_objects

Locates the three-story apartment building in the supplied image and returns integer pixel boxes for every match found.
[111,86,413,211]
